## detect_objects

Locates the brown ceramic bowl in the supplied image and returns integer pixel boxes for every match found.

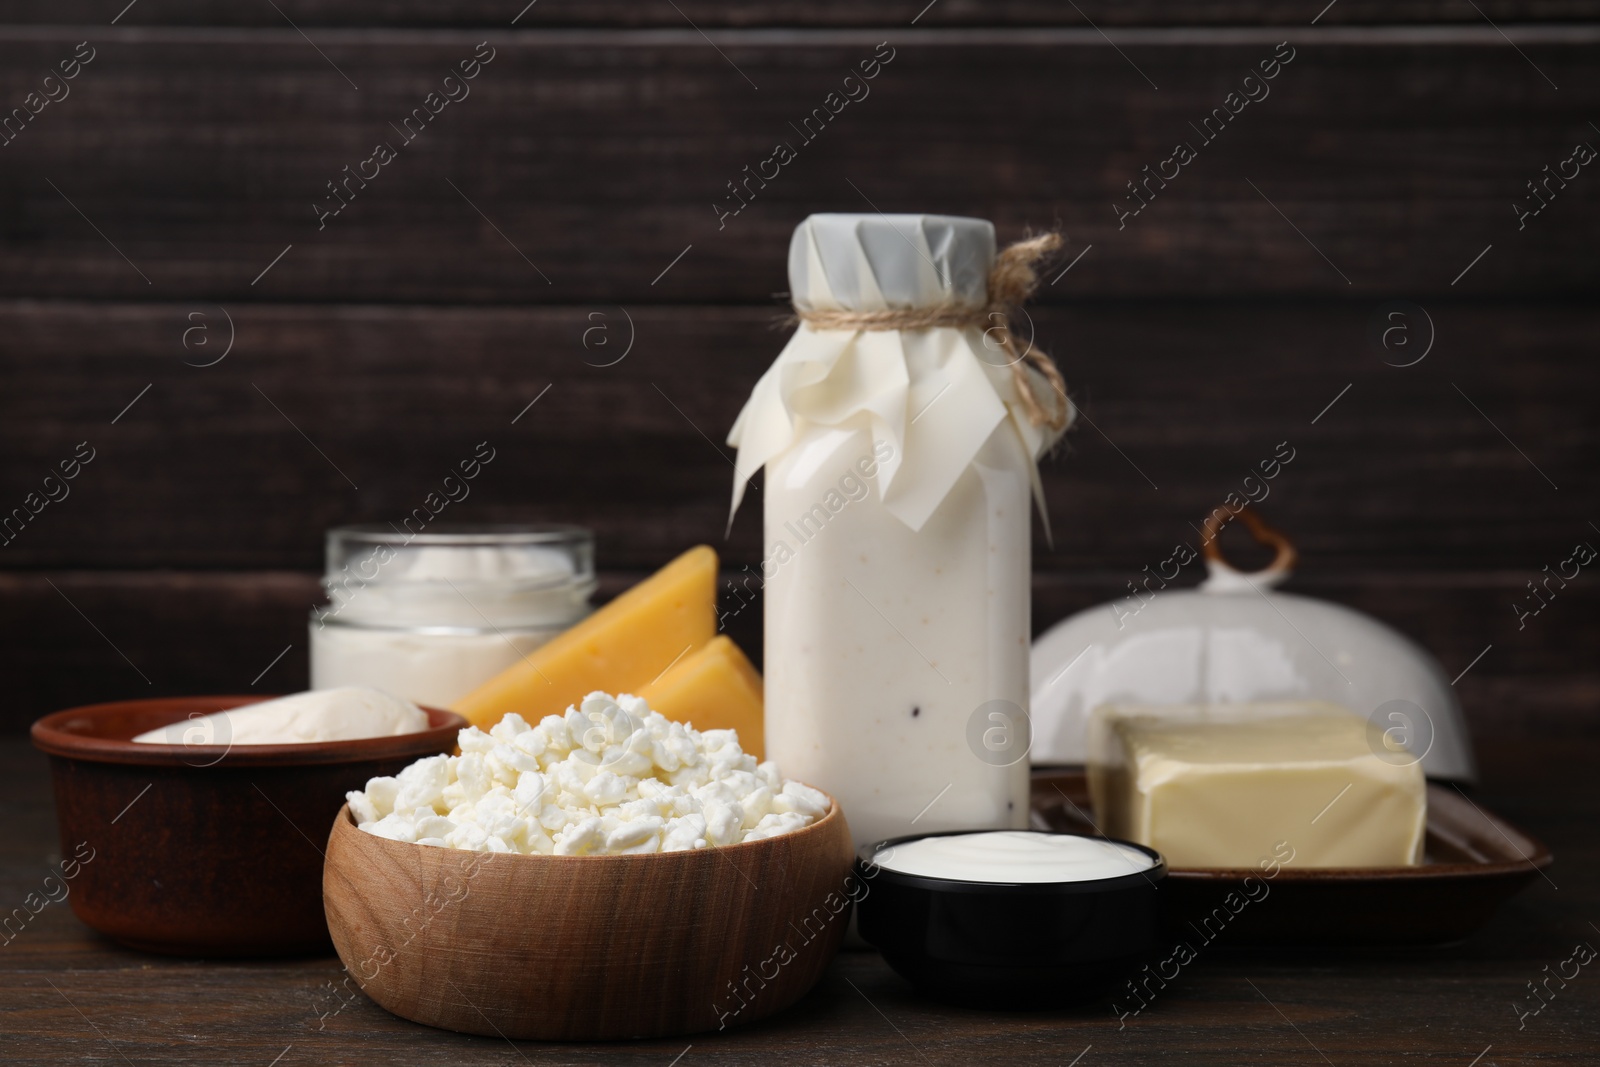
[31,694,465,957]
[323,798,856,1040]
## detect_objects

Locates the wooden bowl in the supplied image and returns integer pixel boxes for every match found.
[323,798,856,1040]
[31,695,465,956]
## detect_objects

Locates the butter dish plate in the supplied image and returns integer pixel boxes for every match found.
[1031,769,1552,947]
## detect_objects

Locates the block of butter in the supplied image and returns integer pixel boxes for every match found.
[1088,703,1426,869]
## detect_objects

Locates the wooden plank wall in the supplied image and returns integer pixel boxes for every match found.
[1,3,1595,736]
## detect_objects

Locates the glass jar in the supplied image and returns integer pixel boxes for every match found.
[308,525,595,708]
[728,214,1070,849]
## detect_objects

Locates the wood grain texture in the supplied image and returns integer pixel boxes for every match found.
[0,28,1596,302]
[1,569,1593,736]
[0,301,1593,573]
[5,737,1599,1062]
[0,2,1590,1056]
[11,2,1600,28]
[322,800,856,1039]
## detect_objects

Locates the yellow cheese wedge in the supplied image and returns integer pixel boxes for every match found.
[453,545,719,730]
[638,635,765,759]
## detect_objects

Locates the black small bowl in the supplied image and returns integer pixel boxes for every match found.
[855,830,1166,1007]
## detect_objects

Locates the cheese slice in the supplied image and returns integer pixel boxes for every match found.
[638,635,765,759]
[1088,702,1427,869]
[453,546,719,731]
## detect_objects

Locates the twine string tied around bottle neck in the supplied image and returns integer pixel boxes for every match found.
[791,232,1071,430]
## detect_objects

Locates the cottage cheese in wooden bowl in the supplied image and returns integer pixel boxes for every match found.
[347,692,830,855]
[324,692,855,1040]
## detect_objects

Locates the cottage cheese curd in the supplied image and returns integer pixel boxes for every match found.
[347,691,830,856]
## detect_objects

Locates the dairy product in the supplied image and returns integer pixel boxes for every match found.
[760,425,1033,850]
[132,687,427,746]
[727,215,1071,849]
[349,691,828,855]
[310,527,595,708]
[872,831,1157,884]
[638,635,765,759]
[313,627,553,712]
[1089,703,1427,868]
[454,546,718,730]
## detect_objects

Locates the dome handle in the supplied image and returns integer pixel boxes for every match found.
[1198,506,1297,592]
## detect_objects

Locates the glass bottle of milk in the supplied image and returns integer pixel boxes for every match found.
[728,214,1071,849]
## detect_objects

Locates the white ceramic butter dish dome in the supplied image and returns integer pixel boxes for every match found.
[1030,509,1477,782]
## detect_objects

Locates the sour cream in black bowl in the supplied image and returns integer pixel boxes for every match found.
[856,830,1166,1007]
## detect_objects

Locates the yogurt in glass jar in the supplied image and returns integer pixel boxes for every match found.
[728,214,1071,848]
[309,525,595,709]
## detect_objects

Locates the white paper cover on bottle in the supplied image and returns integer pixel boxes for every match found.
[727,213,1069,532]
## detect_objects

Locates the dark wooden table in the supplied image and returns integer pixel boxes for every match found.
[3,736,1595,1065]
